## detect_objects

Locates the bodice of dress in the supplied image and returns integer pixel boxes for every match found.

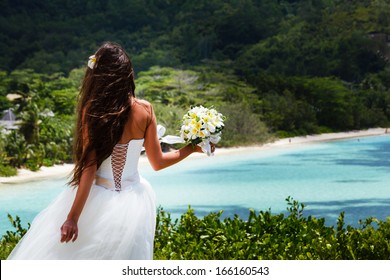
[95,139,144,191]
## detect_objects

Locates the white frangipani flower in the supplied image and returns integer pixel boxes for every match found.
[179,105,225,156]
[88,55,97,69]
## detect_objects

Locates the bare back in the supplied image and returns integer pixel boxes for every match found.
[118,98,155,144]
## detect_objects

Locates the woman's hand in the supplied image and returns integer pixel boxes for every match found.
[193,142,216,154]
[60,219,78,243]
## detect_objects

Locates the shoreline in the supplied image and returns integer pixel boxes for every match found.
[1,127,387,185]
[245,127,387,150]
[0,164,74,185]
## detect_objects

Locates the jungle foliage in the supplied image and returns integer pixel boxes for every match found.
[154,197,390,260]
[1,1,390,260]
[0,69,80,174]
[2,198,390,260]
[0,66,270,175]
[1,0,390,170]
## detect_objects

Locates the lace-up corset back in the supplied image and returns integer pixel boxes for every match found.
[95,99,153,191]
[95,139,144,191]
[111,143,129,191]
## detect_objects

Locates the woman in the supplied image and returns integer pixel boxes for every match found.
[8,42,214,259]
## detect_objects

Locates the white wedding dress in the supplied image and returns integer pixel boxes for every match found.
[8,139,156,260]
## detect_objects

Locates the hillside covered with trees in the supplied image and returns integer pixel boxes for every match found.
[1,0,390,174]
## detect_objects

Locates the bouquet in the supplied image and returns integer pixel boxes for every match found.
[180,106,225,156]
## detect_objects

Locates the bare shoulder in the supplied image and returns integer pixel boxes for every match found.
[134,98,152,108]
[133,98,154,117]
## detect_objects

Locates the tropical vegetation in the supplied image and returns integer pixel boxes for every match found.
[1,0,390,175]
[1,0,390,260]
[154,197,390,260]
[1,198,390,260]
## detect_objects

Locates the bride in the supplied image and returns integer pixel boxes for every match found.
[8,42,214,260]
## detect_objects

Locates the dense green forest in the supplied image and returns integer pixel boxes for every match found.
[1,0,390,174]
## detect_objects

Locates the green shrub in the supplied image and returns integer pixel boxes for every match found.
[154,197,390,260]
[42,158,54,167]
[218,103,271,146]
[0,215,28,259]
[25,159,40,171]
[0,164,17,177]
[2,199,390,260]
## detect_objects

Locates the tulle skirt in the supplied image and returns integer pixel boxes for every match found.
[7,177,156,260]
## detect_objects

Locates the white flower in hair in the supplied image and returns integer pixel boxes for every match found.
[88,55,96,69]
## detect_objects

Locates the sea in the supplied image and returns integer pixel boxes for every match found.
[1,134,390,235]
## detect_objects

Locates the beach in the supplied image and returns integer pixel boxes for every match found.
[0,164,74,184]
[0,127,387,185]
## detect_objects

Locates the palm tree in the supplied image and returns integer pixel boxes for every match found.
[4,130,29,168]
[18,101,41,145]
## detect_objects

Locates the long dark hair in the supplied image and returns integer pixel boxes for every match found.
[69,42,135,187]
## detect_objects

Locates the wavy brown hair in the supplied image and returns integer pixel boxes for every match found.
[69,42,135,187]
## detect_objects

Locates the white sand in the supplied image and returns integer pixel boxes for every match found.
[217,127,387,155]
[1,127,387,185]
[0,164,74,184]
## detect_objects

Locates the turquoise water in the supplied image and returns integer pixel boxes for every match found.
[1,135,390,235]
